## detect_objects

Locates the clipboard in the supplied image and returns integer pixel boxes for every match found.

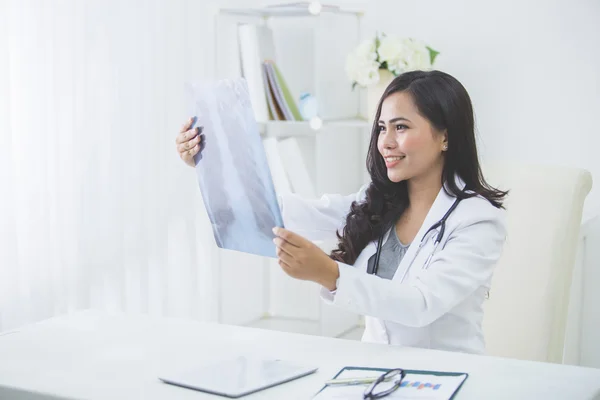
[314,366,469,400]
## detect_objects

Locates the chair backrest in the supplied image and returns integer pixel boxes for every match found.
[481,162,593,363]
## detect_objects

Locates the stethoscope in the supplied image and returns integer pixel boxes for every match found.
[368,196,463,279]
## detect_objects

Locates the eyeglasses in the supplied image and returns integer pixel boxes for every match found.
[363,369,406,399]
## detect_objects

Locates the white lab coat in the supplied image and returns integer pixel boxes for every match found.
[279,176,507,355]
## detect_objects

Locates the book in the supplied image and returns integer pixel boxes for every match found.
[237,22,302,122]
[262,63,285,120]
[263,61,293,120]
[271,61,303,120]
[238,24,276,122]
[262,61,302,121]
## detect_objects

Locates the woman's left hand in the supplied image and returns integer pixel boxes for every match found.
[272,227,339,291]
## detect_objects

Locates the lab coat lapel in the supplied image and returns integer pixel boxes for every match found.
[392,176,464,281]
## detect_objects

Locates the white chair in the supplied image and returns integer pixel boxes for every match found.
[481,162,593,363]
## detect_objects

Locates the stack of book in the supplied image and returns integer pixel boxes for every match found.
[237,23,302,122]
[237,22,316,198]
[262,60,302,121]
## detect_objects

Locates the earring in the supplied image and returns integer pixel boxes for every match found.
[442,144,448,151]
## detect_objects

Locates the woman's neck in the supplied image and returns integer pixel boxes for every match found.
[406,169,443,214]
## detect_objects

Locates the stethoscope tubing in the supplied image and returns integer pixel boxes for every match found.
[370,196,463,278]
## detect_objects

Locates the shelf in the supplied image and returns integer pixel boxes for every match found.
[258,118,371,138]
[219,4,363,18]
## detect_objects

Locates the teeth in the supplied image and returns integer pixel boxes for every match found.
[385,156,404,162]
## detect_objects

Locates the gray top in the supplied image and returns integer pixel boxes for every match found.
[367,228,411,280]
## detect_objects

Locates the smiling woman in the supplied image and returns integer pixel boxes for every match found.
[177,70,509,355]
[331,71,507,267]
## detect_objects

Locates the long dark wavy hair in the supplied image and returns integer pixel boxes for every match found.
[330,70,508,265]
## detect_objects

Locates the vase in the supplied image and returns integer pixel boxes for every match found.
[366,69,395,123]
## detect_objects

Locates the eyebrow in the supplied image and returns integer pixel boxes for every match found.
[378,117,412,124]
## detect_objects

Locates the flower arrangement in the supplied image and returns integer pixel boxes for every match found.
[345,33,440,88]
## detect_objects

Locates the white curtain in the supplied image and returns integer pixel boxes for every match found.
[0,0,220,331]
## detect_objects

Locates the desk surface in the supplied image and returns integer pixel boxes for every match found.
[1,310,599,400]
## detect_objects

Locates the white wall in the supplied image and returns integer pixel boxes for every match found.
[346,0,600,222]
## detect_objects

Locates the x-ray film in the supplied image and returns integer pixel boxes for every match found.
[187,78,284,258]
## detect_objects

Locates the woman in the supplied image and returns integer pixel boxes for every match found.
[175,70,508,355]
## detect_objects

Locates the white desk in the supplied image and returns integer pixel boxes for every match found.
[1,310,599,400]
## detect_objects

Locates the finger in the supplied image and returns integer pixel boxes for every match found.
[175,127,199,145]
[176,126,201,145]
[177,133,202,153]
[277,250,295,266]
[180,116,196,133]
[273,227,305,248]
[274,238,295,258]
[278,259,292,272]
[180,143,200,160]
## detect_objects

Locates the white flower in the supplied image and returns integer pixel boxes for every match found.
[402,38,432,71]
[345,39,380,87]
[345,33,438,87]
[355,39,377,61]
[377,35,408,67]
[345,52,380,86]
[386,57,408,76]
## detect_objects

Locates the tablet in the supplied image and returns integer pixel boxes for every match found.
[187,78,284,258]
[158,356,318,398]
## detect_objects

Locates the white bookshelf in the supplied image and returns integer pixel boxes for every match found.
[213,2,369,339]
[219,5,364,18]
[258,118,370,138]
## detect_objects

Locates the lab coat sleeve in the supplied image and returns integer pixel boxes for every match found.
[278,184,369,243]
[320,207,507,327]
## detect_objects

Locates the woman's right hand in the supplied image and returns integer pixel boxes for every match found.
[176,117,203,168]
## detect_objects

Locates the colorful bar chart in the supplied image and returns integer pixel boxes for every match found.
[400,380,442,390]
